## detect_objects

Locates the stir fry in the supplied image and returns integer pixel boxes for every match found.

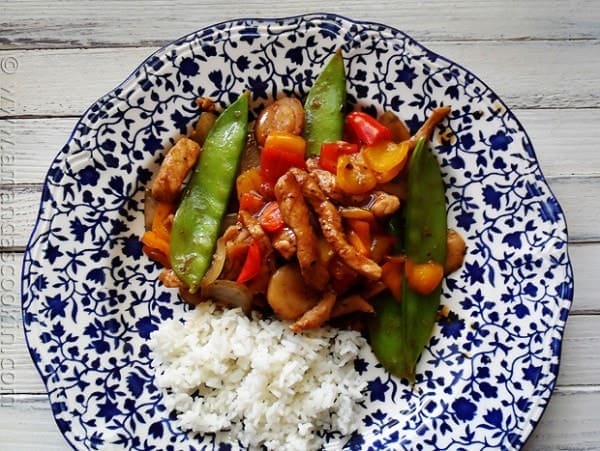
[141,52,466,380]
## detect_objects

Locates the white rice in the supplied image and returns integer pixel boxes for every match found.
[149,301,368,450]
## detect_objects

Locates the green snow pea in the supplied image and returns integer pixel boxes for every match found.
[169,92,249,293]
[303,49,346,157]
[368,137,447,381]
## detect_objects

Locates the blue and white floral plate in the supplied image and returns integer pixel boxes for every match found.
[22,13,573,450]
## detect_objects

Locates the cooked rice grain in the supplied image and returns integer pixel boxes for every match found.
[150,302,368,450]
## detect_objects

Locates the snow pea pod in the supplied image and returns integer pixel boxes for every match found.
[303,50,346,157]
[169,92,249,293]
[368,137,447,381]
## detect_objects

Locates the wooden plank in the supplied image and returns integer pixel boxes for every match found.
[0,47,152,117]
[517,109,600,178]
[0,117,78,185]
[1,0,598,49]
[3,313,595,394]
[2,109,599,185]
[0,326,46,394]
[567,243,600,314]
[1,40,599,118]
[4,243,598,394]
[1,253,46,394]
[431,40,600,109]
[524,387,600,450]
[557,315,600,386]
[547,176,600,242]
[0,389,599,450]
[2,175,598,249]
[0,395,66,450]
[0,186,42,250]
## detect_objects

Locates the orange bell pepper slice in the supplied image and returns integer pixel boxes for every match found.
[346,219,371,257]
[142,245,171,268]
[239,191,266,214]
[152,201,175,242]
[236,167,263,200]
[405,259,444,295]
[141,230,170,257]
[260,132,306,184]
[381,260,404,302]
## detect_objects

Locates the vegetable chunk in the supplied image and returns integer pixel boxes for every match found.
[169,92,249,292]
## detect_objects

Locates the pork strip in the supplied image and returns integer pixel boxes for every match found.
[274,172,329,290]
[290,288,337,332]
[271,227,297,260]
[238,210,273,256]
[291,169,382,280]
[330,294,374,318]
[151,137,201,202]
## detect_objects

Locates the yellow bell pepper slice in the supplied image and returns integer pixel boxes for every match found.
[336,153,378,195]
[362,140,410,182]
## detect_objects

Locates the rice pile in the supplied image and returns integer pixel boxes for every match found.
[149,302,368,450]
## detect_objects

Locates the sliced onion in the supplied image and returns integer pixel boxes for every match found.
[200,236,227,288]
[220,213,238,232]
[189,111,217,145]
[178,287,204,305]
[239,130,261,173]
[338,207,375,223]
[201,280,253,315]
[144,188,157,231]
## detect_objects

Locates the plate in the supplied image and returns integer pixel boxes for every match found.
[22,13,573,450]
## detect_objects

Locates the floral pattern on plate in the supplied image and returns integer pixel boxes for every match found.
[22,13,573,450]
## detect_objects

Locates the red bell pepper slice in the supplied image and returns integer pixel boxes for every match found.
[236,239,262,284]
[258,201,285,233]
[319,141,360,173]
[345,111,392,146]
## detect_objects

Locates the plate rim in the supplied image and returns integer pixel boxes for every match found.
[20,12,574,450]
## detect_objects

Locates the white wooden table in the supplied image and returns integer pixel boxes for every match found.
[1,1,599,449]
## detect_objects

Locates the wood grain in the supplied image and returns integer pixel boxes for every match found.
[2,108,599,185]
[557,315,600,386]
[2,2,598,449]
[568,243,600,314]
[2,175,597,250]
[0,47,153,117]
[547,176,600,242]
[6,313,597,393]
[0,390,599,450]
[1,0,599,49]
[1,40,599,118]
[517,109,600,178]
[4,243,595,395]
[524,388,600,450]
[0,396,66,450]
